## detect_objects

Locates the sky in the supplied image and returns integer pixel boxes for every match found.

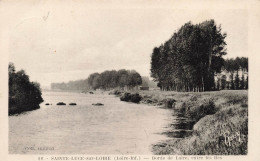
[2,1,248,87]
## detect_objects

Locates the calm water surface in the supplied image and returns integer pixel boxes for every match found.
[9,91,175,154]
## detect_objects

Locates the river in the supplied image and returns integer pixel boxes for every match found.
[9,91,175,154]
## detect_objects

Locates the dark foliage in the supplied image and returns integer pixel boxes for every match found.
[163,98,176,108]
[88,69,142,90]
[57,102,66,105]
[120,93,142,103]
[150,20,227,92]
[9,63,43,115]
[223,57,248,90]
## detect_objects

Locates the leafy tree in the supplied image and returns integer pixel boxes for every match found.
[118,69,129,89]
[149,21,248,92]
[88,73,101,90]
[9,63,43,115]
[87,69,142,90]
[150,20,227,92]
[127,70,142,89]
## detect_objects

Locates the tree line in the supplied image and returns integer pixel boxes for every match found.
[51,79,90,91]
[88,69,142,90]
[215,57,248,90]
[9,63,43,115]
[51,73,157,91]
[150,19,246,92]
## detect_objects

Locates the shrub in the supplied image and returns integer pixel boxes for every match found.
[120,93,142,103]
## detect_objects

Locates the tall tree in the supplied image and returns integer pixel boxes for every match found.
[234,72,240,90]
[240,74,245,89]
[150,20,227,92]
[230,73,235,90]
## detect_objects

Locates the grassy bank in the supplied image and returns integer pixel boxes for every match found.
[113,89,248,155]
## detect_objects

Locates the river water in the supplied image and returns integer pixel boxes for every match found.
[9,91,175,154]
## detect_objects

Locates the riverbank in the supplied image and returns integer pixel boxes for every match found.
[112,89,248,155]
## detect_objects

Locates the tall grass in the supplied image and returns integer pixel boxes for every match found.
[150,90,248,155]
[179,98,216,122]
[112,89,248,154]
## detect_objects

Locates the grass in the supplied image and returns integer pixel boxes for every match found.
[136,90,248,155]
[179,97,216,122]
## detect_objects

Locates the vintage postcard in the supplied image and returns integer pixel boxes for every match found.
[0,0,260,161]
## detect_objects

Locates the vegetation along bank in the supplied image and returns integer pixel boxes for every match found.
[8,63,43,115]
[112,89,248,155]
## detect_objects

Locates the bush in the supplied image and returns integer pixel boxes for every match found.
[120,93,142,103]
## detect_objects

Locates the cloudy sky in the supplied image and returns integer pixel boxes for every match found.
[2,1,248,87]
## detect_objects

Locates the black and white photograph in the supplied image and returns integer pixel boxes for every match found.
[1,0,260,161]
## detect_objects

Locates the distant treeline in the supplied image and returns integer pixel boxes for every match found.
[50,69,149,91]
[215,57,248,90]
[88,69,142,90]
[51,79,90,91]
[150,19,248,92]
[9,63,43,115]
